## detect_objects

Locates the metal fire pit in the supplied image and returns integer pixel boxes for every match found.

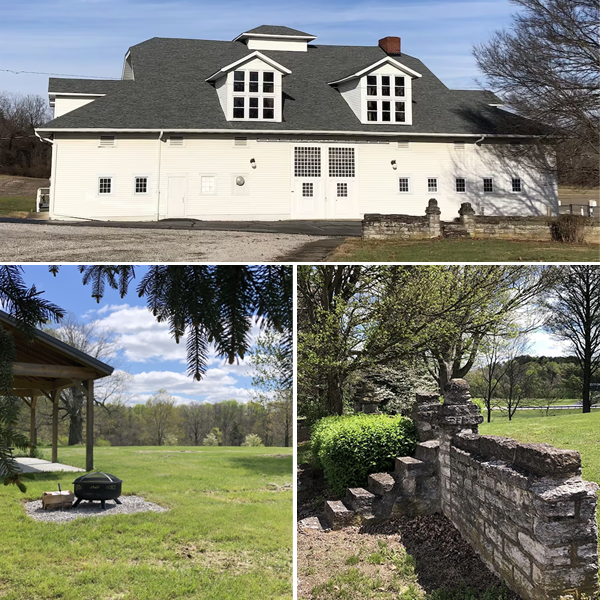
[72,472,123,509]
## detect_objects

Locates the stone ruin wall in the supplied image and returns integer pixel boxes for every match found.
[362,200,600,244]
[411,380,599,600]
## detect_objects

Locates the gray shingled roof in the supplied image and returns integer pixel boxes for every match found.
[49,78,131,94]
[40,36,540,136]
[244,25,316,37]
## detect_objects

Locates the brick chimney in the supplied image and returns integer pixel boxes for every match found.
[379,36,401,55]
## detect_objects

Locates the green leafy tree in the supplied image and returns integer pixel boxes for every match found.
[543,266,600,412]
[241,433,263,447]
[142,390,178,446]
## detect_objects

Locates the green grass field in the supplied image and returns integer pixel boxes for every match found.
[329,238,600,262]
[480,410,600,530]
[0,446,293,600]
[0,196,35,216]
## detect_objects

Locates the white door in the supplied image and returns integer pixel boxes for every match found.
[167,176,186,218]
[326,147,358,218]
[293,146,325,218]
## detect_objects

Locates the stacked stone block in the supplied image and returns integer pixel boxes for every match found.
[318,378,598,600]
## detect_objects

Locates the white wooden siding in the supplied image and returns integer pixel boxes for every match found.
[337,79,361,121]
[246,38,308,52]
[49,134,557,221]
[53,97,99,118]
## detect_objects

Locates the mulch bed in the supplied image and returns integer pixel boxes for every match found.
[298,462,522,599]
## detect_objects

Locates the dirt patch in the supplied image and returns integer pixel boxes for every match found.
[0,175,49,197]
[176,542,255,574]
[297,463,521,599]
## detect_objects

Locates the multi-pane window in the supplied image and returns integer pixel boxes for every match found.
[134,177,148,194]
[201,176,216,195]
[232,70,276,120]
[483,178,494,193]
[365,74,407,123]
[98,177,112,194]
[455,178,466,193]
[398,177,410,193]
[428,178,438,193]
[302,182,314,197]
[512,177,522,192]
[295,147,321,177]
[337,183,348,197]
[329,148,355,177]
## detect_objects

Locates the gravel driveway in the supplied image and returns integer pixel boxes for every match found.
[0,223,328,262]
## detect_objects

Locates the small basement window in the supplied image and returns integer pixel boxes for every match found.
[134,176,148,194]
[512,177,522,192]
[428,178,438,193]
[483,178,494,193]
[455,178,466,193]
[398,177,410,193]
[98,177,112,194]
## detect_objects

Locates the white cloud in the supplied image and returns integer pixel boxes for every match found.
[529,331,571,357]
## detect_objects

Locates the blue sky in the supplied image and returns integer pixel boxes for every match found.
[19,266,260,406]
[0,0,517,98]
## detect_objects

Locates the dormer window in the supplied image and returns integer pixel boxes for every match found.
[365,75,406,123]
[206,51,289,123]
[232,70,276,120]
[328,57,421,126]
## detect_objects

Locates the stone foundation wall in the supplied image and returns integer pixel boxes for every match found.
[362,201,600,243]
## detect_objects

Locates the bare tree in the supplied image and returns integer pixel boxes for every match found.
[473,0,600,187]
[0,91,52,177]
[45,315,132,445]
[498,337,535,420]
[181,403,206,446]
[543,266,600,412]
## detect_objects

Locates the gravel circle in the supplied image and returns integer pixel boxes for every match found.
[25,495,168,523]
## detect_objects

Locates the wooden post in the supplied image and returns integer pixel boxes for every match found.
[85,379,94,471]
[30,394,38,457]
[51,389,59,463]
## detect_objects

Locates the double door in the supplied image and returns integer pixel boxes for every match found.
[293,146,358,219]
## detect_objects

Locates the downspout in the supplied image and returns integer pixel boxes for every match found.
[156,130,164,221]
[475,134,486,146]
[35,131,56,216]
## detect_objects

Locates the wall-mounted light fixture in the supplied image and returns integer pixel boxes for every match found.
[250,158,256,169]
[391,159,397,170]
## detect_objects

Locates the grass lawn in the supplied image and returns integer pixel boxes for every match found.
[0,445,292,600]
[480,410,600,530]
[329,238,600,262]
[0,196,35,216]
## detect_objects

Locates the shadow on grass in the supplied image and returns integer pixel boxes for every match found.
[227,455,292,478]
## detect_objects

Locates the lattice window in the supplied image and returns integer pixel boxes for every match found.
[337,183,348,197]
[455,178,466,192]
[428,178,438,193]
[302,182,314,197]
[98,177,112,194]
[398,177,410,193]
[294,147,321,177]
[201,176,216,195]
[329,148,355,177]
[483,178,494,193]
[135,177,147,194]
[512,177,522,192]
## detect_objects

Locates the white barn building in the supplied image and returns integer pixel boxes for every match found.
[37,25,557,222]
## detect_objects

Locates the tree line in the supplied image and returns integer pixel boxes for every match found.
[0,92,51,178]
[298,265,599,423]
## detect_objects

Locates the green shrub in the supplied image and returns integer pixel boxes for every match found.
[471,397,485,414]
[241,434,263,447]
[551,214,587,243]
[311,414,417,495]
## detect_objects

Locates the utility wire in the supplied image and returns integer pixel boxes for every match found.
[0,69,118,79]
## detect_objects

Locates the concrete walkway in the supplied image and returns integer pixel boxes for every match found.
[0,217,363,237]
[15,457,84,474]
